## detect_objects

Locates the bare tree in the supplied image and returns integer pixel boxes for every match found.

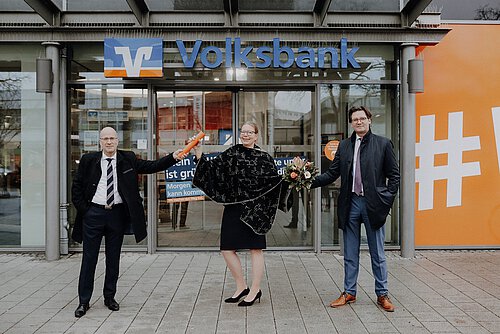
[0,77,21,150]
[475,5,500,20]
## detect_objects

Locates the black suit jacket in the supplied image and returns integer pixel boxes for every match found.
[312,130,400,230]
[71,150,177,243]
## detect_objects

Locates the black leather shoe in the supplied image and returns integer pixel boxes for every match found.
[104,298,120,311]
[74,303,89,317]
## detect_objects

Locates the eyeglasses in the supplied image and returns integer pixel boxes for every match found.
[351,117,368,123]
[100,137,118,142]
[240,130,256,135]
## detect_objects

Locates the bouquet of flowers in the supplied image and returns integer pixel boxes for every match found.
[282,156,319,192]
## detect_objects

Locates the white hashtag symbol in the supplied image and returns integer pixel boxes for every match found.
[415,112,481,210]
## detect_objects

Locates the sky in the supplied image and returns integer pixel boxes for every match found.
[430,0,500,20]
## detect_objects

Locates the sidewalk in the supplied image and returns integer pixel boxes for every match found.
[0,250,499,334]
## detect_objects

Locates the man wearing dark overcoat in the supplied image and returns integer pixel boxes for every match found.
[72,126,184,317]
[311,106,400,312]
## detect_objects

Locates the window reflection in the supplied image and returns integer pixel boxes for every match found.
[319,84,399,247]
[69,86,149,247]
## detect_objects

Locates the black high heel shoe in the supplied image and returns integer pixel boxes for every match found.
[238,290,262,307]
[224,288,250,303]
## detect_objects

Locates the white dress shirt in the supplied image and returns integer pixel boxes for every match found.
[91,153,123,205]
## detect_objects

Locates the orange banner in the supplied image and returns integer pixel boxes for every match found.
[416,24,500,246]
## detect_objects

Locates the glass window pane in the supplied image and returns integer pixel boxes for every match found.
[65,0,130,11]
[429,0,500,20]
[239,91,314,247]
[239,0,314,11]
[145,0,223,11]
[69,85,149,247]
[0,0,34,11]
[329,0,400,12]
[0,44,46,247]
[319,84,399,247]
[156,91,232,247]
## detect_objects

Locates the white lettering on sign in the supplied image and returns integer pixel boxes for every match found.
[492,107,500,173]
[415,112,481,210]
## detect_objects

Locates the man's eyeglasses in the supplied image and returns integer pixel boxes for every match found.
[100,137,118,142]
[351,117,368,123]
[240,130,256,135]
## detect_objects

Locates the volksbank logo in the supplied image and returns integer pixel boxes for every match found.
[176,37,360,69]
[104,38,163,78]
[103,37,360,78]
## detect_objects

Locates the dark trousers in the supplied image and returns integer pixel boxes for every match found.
[78,205,126,304]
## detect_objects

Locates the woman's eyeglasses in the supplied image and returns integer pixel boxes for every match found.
[240,130,256,135]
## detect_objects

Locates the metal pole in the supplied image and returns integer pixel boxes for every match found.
[59,47,69,255]
[400,43,418,258]
[43,41,61,261]
[314,84,321,253]
[147,85,155,254]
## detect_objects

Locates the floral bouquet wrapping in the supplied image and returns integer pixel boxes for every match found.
[282,156,319,192]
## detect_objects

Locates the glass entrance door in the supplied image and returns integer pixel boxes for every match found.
[155,89,314,249]
[155,91,233,248]
[238,91,314,247]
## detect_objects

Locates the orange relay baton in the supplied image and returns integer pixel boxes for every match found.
[181,131,205,155]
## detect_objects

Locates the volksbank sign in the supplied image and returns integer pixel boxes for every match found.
[104,37,360,78]
[177,37,359,69]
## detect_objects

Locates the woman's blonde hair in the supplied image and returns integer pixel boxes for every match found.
[241,121,259,134]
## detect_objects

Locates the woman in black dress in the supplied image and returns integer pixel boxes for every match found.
[192,121,282,306]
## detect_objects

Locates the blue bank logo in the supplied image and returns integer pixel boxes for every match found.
[104,38,163,78]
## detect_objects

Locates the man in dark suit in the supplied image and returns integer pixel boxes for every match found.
[311,106,400,312]
[72,126,184,317]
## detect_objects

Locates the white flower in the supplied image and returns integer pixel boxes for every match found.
[304,171,311,179]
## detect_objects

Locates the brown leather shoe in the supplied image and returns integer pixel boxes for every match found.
[377,295,395,312]
[329,292,356,308]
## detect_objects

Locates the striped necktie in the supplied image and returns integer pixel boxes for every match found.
[106,158,114,206]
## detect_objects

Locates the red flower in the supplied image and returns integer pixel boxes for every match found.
[290,172,298,179]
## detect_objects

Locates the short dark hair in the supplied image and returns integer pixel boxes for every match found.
[348,106,372,122]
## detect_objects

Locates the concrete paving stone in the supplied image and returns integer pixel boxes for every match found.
[410,311,446,322]
[478,321,500,332]
[125,326,159,334]
[64,326,101,334]
[0,322,16,333]
[336,324,369,334]
[455,326,494,334]
[389,316,425,329]
[466,310,500,322]
[421,321,459,332]
[442,314,479,327]
[362,321,398,333]
[1,251,500,333]
[0,312,27,323]
[5,325,42,334]
[455,302,489,313]
[274,318,308,334]
[436,306,467,317]
[34,321,74,333]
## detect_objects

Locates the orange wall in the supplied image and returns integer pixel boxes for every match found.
[416,24,500,246]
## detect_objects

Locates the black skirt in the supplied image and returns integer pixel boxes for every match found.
[220,204,266,250]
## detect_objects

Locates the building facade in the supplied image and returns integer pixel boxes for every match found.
[0,0,451,257]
